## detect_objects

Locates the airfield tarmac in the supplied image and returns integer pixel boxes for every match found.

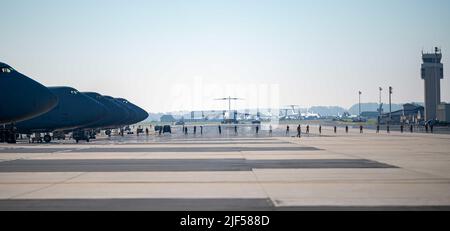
[0,125,450,210]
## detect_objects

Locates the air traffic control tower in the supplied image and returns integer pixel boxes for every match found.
[421,47,444,121]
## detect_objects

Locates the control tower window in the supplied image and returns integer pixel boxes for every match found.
[423,57,441,63]
[1,67,14,73]
[423,58,434,63]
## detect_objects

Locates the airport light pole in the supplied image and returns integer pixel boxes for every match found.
[358,91,362,121]
[379,87,382,106]
[389,86,393,122]
[379,87,382,125]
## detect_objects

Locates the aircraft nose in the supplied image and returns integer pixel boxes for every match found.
[139,109,149,121]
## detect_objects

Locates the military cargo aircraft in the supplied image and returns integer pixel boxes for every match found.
[0,62,58,143]
[15,87,107,143]
[71,94,148,142]
[1,62,149,143]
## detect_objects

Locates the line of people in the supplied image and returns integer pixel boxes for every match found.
[177,124,266,136]
[375,124,433,134]
[181,125,204,135]
[286,124,356,137]
[148,123,435,137]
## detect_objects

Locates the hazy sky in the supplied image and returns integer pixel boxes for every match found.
[1,0,449,113]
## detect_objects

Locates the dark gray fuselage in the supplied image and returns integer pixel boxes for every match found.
[0,62,58,125]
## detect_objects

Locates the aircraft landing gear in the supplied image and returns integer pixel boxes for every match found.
[73,130,90,143]
[85,130,96,139]
[75,138,89,143]
[53,131,66,140]
[43,134,52,143]
[4,131,16,143]
[0,125,17,143]
[31,133,43,143]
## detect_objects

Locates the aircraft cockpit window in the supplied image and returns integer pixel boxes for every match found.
[1,67,14,73]
[70,90,79,95]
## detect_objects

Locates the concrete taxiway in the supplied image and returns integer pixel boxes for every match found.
[0,125,450,210]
